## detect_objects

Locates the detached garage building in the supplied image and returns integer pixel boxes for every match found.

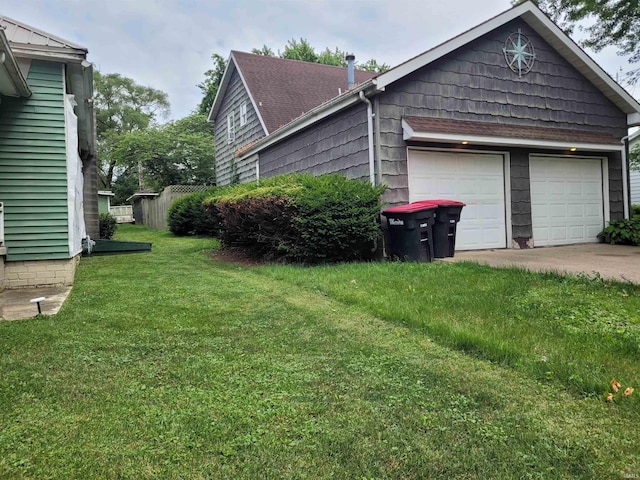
[211,1,640,251]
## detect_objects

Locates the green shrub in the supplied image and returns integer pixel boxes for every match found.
[204,174,386,263]
[598,216,640,245]
[168,188,219,236]
[99,213,117,239]
[632,204,640,218]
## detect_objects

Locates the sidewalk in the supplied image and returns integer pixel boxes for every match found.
[0,286,72,321]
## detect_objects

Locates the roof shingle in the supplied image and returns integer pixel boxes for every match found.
[232,51,376,133]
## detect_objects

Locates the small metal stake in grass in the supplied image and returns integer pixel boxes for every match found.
[30,297,46,315]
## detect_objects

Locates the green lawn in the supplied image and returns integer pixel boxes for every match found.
[0,224,638,479]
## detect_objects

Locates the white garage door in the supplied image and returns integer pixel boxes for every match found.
[529,155,604,246]
[407,150,507,250]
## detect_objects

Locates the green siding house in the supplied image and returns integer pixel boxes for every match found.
[0,16,98,290]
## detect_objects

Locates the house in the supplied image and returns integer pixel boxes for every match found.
[0,16,98,290]
[209,1,640,251]
[630,130,640,206]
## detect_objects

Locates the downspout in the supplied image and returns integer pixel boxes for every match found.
[374,96,382,186]
[620,135,631,219]
[359,91,375,186]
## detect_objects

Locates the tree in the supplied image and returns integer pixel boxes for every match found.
[94,71,170,189]
[358,58,391,73]
[631,143,640,171]
[109,113,215,196]
[514,0,640,83]
[280,38,318,62]
[197,53,228,116]
[317,47,348,67]
[251,45,275,56]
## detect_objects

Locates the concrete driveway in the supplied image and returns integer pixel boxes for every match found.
[447,243,640,284]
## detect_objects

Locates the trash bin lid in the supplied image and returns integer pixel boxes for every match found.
[416,199,465,207]
[383,202,437,214]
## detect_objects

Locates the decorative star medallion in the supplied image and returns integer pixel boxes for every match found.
[503,29,536,78]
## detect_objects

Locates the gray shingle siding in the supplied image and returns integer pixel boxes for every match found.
[510,149,532,240]
[259,103,370,180]
[608,151,624,221]
[377,18,627,220]
[213,67,265,186]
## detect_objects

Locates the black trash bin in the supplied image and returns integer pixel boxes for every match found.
[425,199,465,258]
[382,203,437,262]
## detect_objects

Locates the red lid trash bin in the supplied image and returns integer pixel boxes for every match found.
[381,203,437,262]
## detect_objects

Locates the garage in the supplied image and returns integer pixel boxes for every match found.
[407,149,508,250]
[529,155,605,246]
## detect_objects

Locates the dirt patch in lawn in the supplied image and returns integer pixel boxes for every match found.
[209,248,268,267]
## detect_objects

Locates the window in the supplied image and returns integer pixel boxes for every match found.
[227,112,236,142]
[240,102,247,126]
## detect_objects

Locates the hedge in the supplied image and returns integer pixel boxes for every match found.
[204,174,386,263]
[167,187,219,236]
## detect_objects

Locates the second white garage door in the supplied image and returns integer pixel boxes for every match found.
[407,150,507,250]
[530,155,605,246]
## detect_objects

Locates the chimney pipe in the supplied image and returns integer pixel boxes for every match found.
[346,53,355,89]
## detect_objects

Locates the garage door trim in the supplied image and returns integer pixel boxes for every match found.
[406,146,512,250]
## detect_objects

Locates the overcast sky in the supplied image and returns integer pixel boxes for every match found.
[2,0,636,121]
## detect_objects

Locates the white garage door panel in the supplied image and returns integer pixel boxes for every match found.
[407,150,507,250]
[530,156,604,247]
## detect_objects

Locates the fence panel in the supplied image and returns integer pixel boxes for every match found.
[140,185,210,230]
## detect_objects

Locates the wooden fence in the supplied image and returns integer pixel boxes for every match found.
[140,185,210,230]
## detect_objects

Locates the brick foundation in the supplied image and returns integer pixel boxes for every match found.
[3,255,80,289]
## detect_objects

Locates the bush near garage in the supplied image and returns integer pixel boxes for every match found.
[598,215,640,245]
[204,174,386,263]
[632,204,640,217]
[167,187,219,236]
[99,213,117,239]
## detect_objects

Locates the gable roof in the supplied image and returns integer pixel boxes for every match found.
[0,15,88,63]
[208,51,376,133]
[374,0,640,124]
[239,0,640,160]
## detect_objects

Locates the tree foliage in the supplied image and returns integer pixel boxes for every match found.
[197,53,228,115]
[93,71,170,189]
[515,0,640,83]
[631,142,640,171]
[280,38,318,62]
[109,113,215,197]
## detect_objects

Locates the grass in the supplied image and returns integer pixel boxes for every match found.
[0,224,638,479]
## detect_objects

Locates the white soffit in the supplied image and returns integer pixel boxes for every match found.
[0,28,30,97]
[402,119,624,153]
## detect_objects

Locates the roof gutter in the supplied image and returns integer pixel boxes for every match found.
[239,80,375,160]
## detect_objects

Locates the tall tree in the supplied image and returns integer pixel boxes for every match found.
[514,0,640,83]
[109,113,216,197]
[197,53,228,116]
[280,38,318,62]
[94,71,170,189]
[251,45,275,56]
[317,47,348,67]
[358,58,391,73]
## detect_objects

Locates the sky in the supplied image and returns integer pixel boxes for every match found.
[2,0,636,121]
